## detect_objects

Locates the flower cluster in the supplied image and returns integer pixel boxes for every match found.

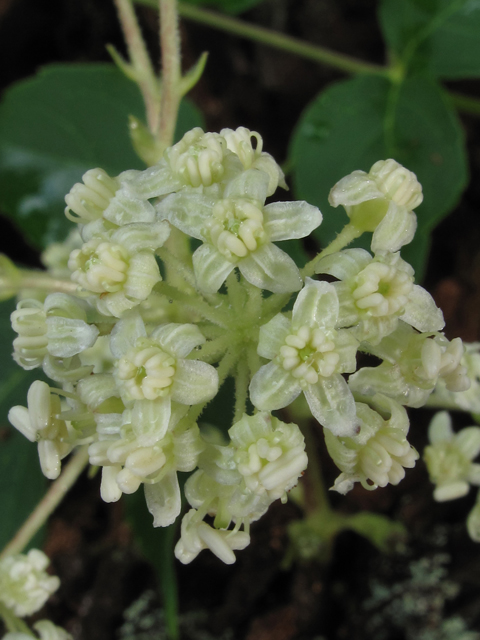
[6,129,471,563]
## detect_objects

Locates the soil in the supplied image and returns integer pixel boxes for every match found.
[1,1,480,639]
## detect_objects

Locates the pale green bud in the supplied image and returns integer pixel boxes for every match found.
[424,412,480,502]
[0,550,60,617]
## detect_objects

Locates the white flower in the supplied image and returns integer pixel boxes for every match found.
[2,620,73,640]
[329,159,422,253]
[0,550,60,617]
[325,395,418,494]
[156,168,321,293]
[349,321,469,408]
[89,403,204,527]
[8,381,72,480]
[122,127,244,200]
[11,295,99,370]
[430,342,480,414]
[220,126,287,196]
[229,412,307,501]
[250,278,359,436]
[174,509,250,565]
[65,168,156,230]
[68,221,170,317]
[316,249,444,344]
[424,412,480,501]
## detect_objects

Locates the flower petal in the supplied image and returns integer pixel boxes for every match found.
[171,359,219,405]
[223,168,269,202]
[328,170,383,208]
[131,397,172,446]
[46,317,99,358]
[315,248,372,280]
[145,471,181,527]
[428,411,453,444]
[239,243,302,293]
[192,244,235,293]
[371,202,417,254]
[292,278,339,330]
[263,201,322,241]
[249,361,302,410]
[155,192,217,240]
[103,187,156,226]
[455,426,480,460]
[151,323,206,358]
[401,285,445,332]
[257,313,291,359]
[121,164,182,199]
[304,375,357,436]
[110,312,146,358]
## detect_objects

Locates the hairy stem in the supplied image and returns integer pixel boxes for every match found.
[301,223,362,279]
[158,0,182,151]
[17,271,78,294]
[114,0,161,132]
[233,357,249,423]
[155,281,229,327]
[0,447,89,559]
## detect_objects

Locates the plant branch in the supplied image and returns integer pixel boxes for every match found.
[0,447,89,559]
[136,0,387,76]
[158,0,182,151]
[114,0,161,133]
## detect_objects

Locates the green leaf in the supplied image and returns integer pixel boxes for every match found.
[0,300,47,551]
[182,0,264,15]
[124,490,179,640]
[290,74,467,278]
[379,0,480,79]
[346,511,406,553]
[0,63,204,250]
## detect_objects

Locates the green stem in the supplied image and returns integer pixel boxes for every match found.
[157,245,196,290]
[0,602,34,635]
[158,0,182,151]
[226,270,246,314]
[114,0,161,133]
[300,420,331,515]
[243,277,263,324]
[233,357,249,423]
[217,345,241,386]
[194,333,230,363]
[155,281,229,327]
[0,447,89,560]
[156,1,386,76]
[246,343,262,380]
[18,271,78,294]
[301,222,362,279]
